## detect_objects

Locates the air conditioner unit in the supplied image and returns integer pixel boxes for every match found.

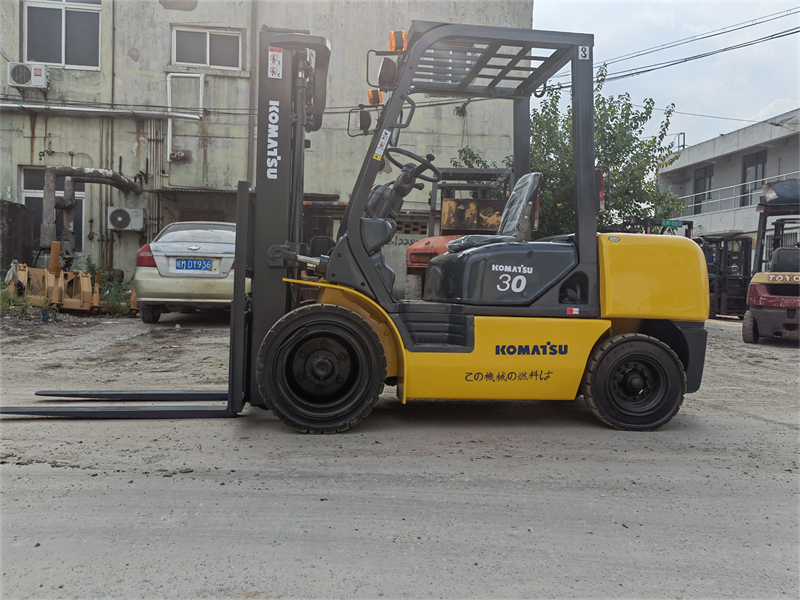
[8,62,49,90]
[108,208,146,231]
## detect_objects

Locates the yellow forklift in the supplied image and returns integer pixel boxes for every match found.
[257,23,709,432]
[3,22,709,432]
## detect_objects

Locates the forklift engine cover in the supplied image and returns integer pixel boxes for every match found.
[423,241,577,305]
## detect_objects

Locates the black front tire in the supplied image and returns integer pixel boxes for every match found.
[256,304,387,433]
[581,333,686,431]
[139,305,161,324]
[742,310,759,344]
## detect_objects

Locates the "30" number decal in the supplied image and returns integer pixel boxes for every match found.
[497,274,527,293]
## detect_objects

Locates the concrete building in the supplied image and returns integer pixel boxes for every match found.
[659,108,800,247]
[1,0,533,279]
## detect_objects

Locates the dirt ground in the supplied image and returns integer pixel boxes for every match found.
[1,312,798,599]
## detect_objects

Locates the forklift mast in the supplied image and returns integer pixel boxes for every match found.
[751,179,800,275]
[235,31,331,410]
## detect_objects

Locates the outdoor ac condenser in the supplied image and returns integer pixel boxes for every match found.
[8,63,49,89]
[108,208,146,231]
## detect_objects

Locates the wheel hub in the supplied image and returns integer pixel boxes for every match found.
[310,355,335,380]
[610,359,662,414]
[285,332,356,405]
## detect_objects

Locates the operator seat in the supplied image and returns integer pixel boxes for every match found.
[769,246,800,273]
[445,172,542,253]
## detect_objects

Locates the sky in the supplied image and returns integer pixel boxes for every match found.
[532,0,800,148]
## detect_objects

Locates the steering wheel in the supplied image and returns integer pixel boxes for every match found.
[385,147,442,183]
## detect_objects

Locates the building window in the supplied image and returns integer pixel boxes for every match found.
[693,166,713,215]
[22,168,85,252]
[740,150,767,207]
[24,0,101,68]
[173,27,241,69]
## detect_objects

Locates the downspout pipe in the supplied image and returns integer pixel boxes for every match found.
[42,166,143,259]
[166,73,204,163]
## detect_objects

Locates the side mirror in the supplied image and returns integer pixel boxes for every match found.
[378,57,398,90]
[533,194,540,231]
[359,109,372,134]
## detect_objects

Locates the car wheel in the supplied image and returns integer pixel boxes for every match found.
[742,310,759,344]
[139,305,161,324]
[581,333,686,431]
[256,304,387,433]
[405,273,423,300]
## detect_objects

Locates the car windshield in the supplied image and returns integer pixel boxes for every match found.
[154,222,236,243]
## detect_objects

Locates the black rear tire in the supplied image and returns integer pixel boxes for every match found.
[139,305,161,324]
[256,304,386,433]
[742,310,759,344]
[581,333,686,431]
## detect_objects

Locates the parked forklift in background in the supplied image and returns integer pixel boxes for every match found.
[743,179,800,343]
[695,233,752,319]
[3,22,709,433]
[405,167,512,300]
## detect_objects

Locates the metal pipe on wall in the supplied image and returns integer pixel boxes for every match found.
[41,166,143,262]
[0,103,202,121]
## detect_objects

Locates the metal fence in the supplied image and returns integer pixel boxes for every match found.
[677,170,800,217]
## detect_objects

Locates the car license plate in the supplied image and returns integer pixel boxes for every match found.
[176,258,212,271]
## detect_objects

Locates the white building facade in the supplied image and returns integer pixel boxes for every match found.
[659,108,800,244]
[1,0,533,277]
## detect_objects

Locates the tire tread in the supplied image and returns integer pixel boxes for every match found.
[742,310,759,344]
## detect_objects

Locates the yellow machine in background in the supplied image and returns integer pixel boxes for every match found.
[12,242,102,314]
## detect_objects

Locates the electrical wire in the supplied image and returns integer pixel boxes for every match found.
[633,105,763,125]
[3,18,795,122]
[602,27,800,83]
[554,26,800,90]
[550,7,800,78]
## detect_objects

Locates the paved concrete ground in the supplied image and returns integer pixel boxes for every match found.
[1,315,797,599]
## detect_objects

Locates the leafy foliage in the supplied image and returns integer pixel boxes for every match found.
[451,146,499,170]
[0,282,33,316]
[450,148,511,200]
[100,275,132,316]
[456,67,683,237]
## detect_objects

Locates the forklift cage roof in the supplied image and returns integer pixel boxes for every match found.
[404,21,580,99]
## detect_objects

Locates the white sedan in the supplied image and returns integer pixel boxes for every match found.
[134,221,248,323]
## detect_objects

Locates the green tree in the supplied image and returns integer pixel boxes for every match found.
[457,67,683,237]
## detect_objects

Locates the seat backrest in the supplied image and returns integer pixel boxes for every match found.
[769,246,800,273]
[496,172,542,240]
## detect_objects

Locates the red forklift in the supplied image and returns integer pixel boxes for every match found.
[405,167,512,299]
[743,179,800,343]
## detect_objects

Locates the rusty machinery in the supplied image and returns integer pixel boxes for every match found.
[11,241,102,314]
